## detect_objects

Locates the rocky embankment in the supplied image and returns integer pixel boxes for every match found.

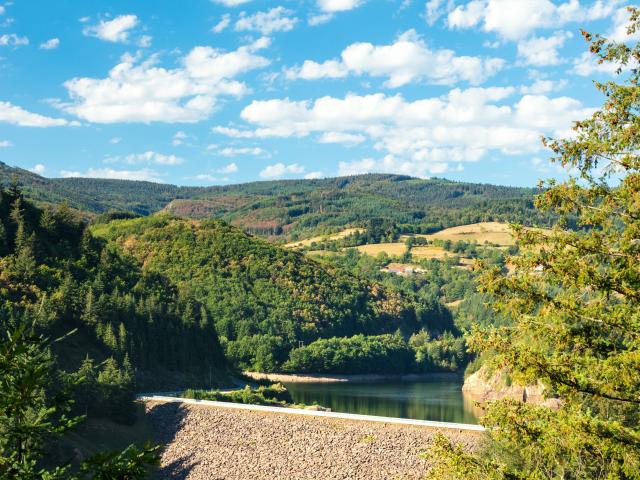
[463,366,561,408]
[146,401,481,480]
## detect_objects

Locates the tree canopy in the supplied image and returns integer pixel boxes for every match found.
[428,9,640,479]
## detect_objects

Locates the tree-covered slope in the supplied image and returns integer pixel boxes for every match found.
[169,175,548,238]
[92,215,453,371]
[0,185,228,390]
[0,161,198,215]
[0,161,547,237]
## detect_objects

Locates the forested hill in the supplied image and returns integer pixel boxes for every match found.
[1,183,451,382]
[0,185,230,394]
[0,161,196,215]
[0,160,547,238]
[91,215,452,371]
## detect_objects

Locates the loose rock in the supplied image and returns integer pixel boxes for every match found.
[146,401,481,480]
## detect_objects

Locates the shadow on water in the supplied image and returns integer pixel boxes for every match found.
[285,375,480,424]
[146,402,200,479]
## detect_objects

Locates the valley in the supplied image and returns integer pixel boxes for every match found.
[2,6,637,478]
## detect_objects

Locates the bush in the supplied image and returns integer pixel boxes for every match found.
[182,383,293,406]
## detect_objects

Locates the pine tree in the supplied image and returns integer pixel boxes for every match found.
[81,288,98,325]
[118,322,128,354]
[0,325,158,479]
[102,323,118,352]
[0,221,7,256]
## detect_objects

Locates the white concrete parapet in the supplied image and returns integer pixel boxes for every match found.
[138,394,485,432]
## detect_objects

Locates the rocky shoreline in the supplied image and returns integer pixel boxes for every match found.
[243,371,461,384]
[146,400,482,480]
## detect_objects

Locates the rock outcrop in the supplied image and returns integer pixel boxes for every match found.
[463,366,561,408]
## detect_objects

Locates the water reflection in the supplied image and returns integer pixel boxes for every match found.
[285,376,480,424]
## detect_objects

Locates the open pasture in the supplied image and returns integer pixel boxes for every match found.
[420,222,515,246]
[285,228,365,248]
[410,245,449,260]
[356,242,407,257]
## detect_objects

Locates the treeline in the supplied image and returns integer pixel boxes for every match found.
[283,332,467,374]
[0,162,551,239]
[219,175,552,238]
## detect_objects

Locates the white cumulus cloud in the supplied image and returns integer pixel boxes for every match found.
[214,86,594,176]
[260,162,304,178]
[216,146,267,157]
[172,131,188,146]
[0,101,73,127]
[212,0,251,6]
[39,38,60,50]
[520,78,568,94]
[60,168,165,182]
[0,34,29,46]
[212,14,231,33]
[216,162,238,173]
[83,15,140,43]
[572,51,629,76]
[29,164,46,174]
[304,171,324,179]
[235,7,297,35]
[285,29,504,87]
[318,0,364,12]
[609,7,640,42]
[448,0,619,40]
[60,39,270,124]
[105,151,184,165]
[425,0,454,25]
[317,131,365,145]
[517,31,572,66]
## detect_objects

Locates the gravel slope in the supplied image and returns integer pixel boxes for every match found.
[146,401,481,480]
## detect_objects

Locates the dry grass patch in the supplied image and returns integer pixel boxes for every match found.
[285,228,364,248]
[410,245,448,260]
[305,250,344,258]
[420,222,515,246]
[356,242,407,257]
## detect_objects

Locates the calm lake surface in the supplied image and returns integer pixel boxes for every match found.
[285,376,480,424]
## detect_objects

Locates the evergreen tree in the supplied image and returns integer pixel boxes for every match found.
[0,324,158,479]
[118,322,127,354]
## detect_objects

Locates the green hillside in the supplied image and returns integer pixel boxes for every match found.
[92,215,452,371]
[0,161,548,238]
[0,184,229,392]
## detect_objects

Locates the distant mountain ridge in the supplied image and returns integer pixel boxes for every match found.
[0,161,547,238]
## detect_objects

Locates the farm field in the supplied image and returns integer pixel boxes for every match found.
[356,242,407,257]
[419,222,515,246]
[285,228,365,248]
[410,245,449,260]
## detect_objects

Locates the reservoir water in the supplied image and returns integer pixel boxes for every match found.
[285,376,480,424]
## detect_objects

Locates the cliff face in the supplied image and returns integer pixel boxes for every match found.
[463,366,561,408]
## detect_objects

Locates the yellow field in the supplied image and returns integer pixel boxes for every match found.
[410,245,448,259]
[305,250,344,258]
[420,222,515,246]
[356,242,407,257]
[285,228,364,248]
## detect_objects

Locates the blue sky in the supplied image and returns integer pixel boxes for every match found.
[0,0,634,187]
